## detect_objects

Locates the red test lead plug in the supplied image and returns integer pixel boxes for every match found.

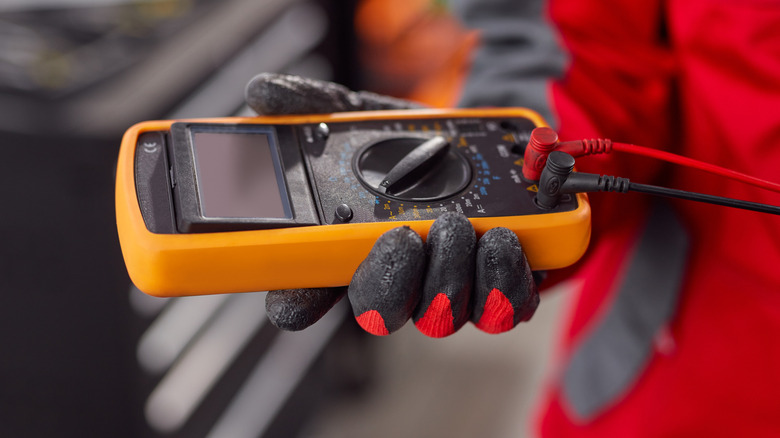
[522,127,613,181]
[522,127,559,181]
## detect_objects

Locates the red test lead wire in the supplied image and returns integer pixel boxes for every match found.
[523,127,780,196]
[611,142,780,195]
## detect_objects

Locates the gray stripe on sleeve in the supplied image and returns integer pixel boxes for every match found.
[448,0,567,127]
[562,202,689,420]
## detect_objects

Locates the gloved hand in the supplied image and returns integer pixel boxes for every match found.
[246,73,540,337]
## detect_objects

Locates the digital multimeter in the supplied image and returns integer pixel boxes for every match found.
[116,108,590,297]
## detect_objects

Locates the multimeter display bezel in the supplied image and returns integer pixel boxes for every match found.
[168,122,319,233]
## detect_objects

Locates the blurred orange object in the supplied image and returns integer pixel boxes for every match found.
[355,0,478,108]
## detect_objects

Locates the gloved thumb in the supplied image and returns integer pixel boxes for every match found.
[265,287,347,331]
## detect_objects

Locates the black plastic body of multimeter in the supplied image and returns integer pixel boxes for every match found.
[135,116,577,233]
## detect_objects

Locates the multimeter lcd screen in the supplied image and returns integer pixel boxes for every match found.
[192,131,291,219]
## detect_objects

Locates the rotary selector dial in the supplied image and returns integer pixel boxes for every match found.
[353,135,472,202]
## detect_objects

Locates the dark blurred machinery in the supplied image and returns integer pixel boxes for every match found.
[0,0,359,136]
[0,1,367,437]
[0,1,474,436]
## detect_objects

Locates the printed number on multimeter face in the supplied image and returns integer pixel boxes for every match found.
[117,109,590,296]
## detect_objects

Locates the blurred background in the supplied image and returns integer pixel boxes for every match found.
[0,0,569,436]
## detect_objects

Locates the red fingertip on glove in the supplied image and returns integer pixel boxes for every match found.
[475,288,514,334]
[414,293,455,338]
[356,310,390,336]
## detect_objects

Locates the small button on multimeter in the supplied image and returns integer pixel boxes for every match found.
[315,122,330,140]
[335,204,354,223]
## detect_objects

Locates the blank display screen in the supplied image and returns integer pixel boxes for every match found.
[192,131,290,219]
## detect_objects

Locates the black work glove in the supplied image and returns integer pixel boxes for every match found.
[247,73,540,337]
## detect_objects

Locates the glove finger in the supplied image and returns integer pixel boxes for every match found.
[245,73,423,115]
[265,287,347,331]
[472,228,540,334]
[348,226,426,336]
[413,212,476,338]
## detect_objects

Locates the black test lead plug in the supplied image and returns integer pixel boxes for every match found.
[536,151,780,216]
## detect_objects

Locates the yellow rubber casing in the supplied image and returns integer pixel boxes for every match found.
[116,108,590,297]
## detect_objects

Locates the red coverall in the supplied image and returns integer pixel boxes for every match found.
[453,0,780,435]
